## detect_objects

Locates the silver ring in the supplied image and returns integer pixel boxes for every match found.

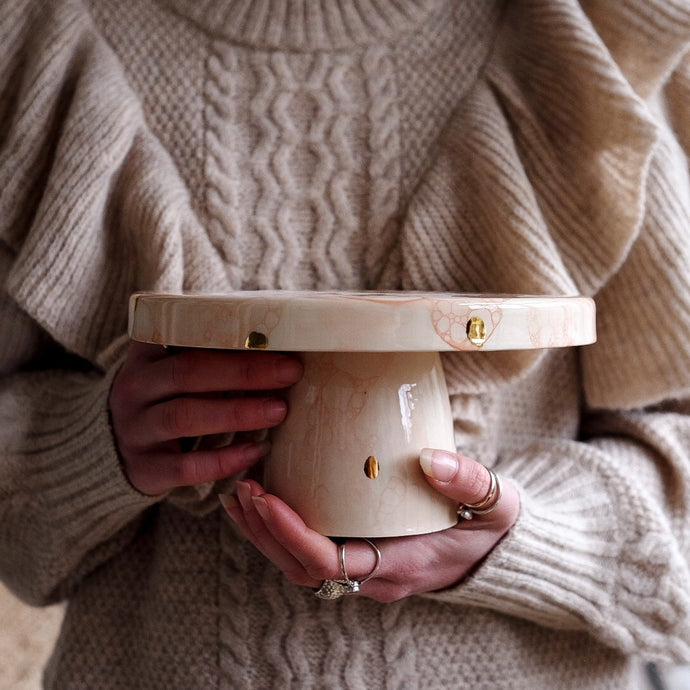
[457,468,502,521]
[314,538,382,600]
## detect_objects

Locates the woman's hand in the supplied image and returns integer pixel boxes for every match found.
[109,341,303,495]
[221,449,520,602]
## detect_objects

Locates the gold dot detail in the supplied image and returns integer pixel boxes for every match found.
[466,316,487,347]
[244,331,268,350]
[364,455,380,479]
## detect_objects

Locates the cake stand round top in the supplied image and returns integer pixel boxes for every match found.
[128,290,596,352]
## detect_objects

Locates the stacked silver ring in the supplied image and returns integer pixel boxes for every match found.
[457,467,502,521]
[314,538,382,600]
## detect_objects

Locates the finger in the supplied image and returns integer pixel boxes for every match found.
[219,491,277,556]
[337,538,385,588]
[219,492,279,559]
[145,350,303,400]
[128,441,269,495]
[237,481,338,583]
[231,481,325,587]
[138,395,288,445]
[219,493,253,536]
[419,448,519,526]
[245,486,383,585]
[109,342,172,417]
[354,531,468,603]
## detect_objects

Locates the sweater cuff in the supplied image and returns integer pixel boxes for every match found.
[425,444,690,659]
[2,362,162,601]
[431,493,604,625]
[40,364,161,532]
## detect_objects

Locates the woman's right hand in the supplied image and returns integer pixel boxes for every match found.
[108,341,303,495]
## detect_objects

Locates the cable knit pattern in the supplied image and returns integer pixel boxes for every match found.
[204,44,381,290]
[1,0,690,687]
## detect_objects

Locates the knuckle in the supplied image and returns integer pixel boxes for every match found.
[176,451,229,487]
[175,456,206,487]
[223,402,244,430]
[161,399,194,437]
[305,561,335,583]
[237,358,255,388]
[283,568,312,588]
[224,399,270,432]
[221,353,254,389]
[231,353,284,390]
[462,463,490,503]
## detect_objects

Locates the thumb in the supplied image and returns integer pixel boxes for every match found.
[419,448,494,506]
[418,448,521,530]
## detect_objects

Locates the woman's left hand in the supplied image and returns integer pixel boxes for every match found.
[221,448,520,602]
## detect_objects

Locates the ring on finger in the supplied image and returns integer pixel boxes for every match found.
[314,538,382,600]
[340,538,381,592]
[457,467,502,521]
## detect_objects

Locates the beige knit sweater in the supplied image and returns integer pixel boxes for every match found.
[1,0,690,687]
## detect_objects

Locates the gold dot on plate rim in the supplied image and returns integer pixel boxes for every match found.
[244,331,268,350]
[466,316,487,347]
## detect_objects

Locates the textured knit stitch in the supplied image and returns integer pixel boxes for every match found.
[1,0,690,688]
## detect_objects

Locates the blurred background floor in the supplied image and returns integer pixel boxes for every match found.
[0,582,63,690]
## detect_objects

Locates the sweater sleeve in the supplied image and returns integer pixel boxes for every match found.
[0,0,230,364]
[428,403,690,662]
[0,0,230,604]
[425,3,690,661]
[0,243,160,604]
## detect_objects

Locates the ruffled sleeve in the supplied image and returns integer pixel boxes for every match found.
[400,0,690,410]
[0,0,229,370]
[579,1,690,408]
[0,0,229,603]
[400,0,660,396]
[409,0,690,659]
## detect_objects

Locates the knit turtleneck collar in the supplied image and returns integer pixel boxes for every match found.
[158,0,443,51]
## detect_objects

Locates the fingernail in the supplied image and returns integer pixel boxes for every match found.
[219,493,239,511]
[264,399,287,424]
[235,480,252,508]
[419,448,458,482]
[252,495,271,520]
[276,357,303,385]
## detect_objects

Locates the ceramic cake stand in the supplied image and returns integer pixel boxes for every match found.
[129,291,596,538]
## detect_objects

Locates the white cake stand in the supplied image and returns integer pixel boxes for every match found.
[129,291,596,538]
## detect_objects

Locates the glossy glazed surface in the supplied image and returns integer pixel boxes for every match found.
[128,290,596,352]
[265,351,457,537]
